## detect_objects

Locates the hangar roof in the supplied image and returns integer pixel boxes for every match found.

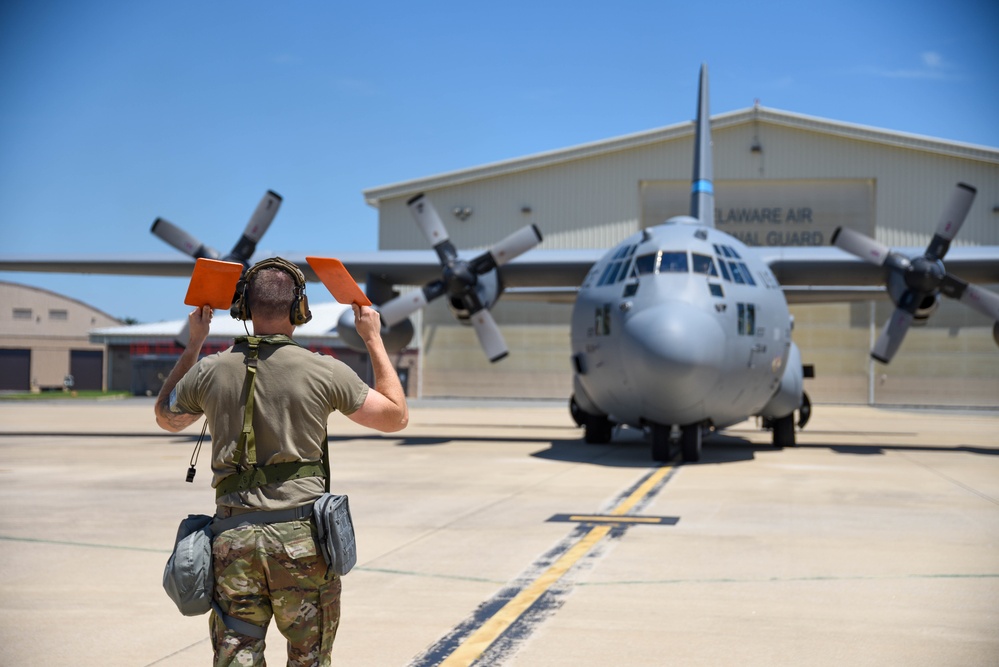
[88,301,350,346]
[363,106,999,206]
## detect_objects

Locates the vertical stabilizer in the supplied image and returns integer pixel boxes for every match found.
[690,63,714,228]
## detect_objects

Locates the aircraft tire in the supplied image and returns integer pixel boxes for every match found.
[797,392,812,429]
[584,415,613,444]
[681,424,701,463]
[569,396,586,427]
[772,414,796,449]
[651,423,672,462]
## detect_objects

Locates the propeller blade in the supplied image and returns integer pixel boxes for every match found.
[958,283,999,321]
[151,218,220,260]
[226,190,282,263]
[925,183,976,260]
[831,227,891,266]
[396,193,538,363]
[871,308,914,364]
[490,224,543,266]
[379,289,430,327]
[407,193,451,249]
[469,308,509,363]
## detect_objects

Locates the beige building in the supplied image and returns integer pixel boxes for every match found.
[364,106,999,407]
[0,281,121,392]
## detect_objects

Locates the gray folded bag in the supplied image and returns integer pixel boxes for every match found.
[163,513,214,616]
[312,493,356,576]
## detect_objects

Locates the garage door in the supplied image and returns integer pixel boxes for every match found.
[0,349,31,391]
[70,350,104,391]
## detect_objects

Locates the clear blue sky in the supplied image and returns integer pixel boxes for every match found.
[2,0,997,323]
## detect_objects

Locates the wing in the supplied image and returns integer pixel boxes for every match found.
[0,249,600,291]
[0,254,200,277]
[759,246,999,304]
[293,249,599,290]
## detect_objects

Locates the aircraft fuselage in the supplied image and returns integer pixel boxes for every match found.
[570,218,795,433]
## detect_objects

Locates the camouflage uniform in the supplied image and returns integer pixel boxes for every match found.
[210,519,342,667]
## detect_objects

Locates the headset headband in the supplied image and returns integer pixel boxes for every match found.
[231,257,312,325]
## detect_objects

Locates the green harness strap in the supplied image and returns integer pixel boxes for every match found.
[215,334,326,499]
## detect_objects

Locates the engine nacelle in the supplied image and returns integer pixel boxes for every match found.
[447,267,502,324]
[887,271,939,325]
[336,307,415,354]
[759,342,804,420]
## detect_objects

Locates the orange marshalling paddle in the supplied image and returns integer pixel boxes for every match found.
[183,258,244,309]
[306,256,371,306]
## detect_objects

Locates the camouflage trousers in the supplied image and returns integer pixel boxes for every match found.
[210,518,342,667]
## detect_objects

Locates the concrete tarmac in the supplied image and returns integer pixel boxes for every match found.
[0,398,997,666]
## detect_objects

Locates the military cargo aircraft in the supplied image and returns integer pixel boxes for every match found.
[2,65,998,463]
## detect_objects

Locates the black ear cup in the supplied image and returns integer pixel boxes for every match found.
[230,275,250,321]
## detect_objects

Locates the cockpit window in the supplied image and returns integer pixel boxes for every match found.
[612,243,637,260]
[692,253,717,276]
[729,261,746,284]
[710,245,757,286]
[598,261,622,286]
[717,259,731,282]
[660,252,688,273]
[715,244,741,260]
[596,244,639,286]
[634,253,659,275]
[633,250,689,275]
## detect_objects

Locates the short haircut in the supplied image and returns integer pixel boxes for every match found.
[247,268,295,321]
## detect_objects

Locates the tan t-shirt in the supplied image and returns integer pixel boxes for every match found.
[171,337,369,511]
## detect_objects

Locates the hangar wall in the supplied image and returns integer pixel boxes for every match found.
[365,108,999,407]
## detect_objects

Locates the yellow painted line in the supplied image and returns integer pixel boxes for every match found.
[438,465,674,667]
[567,515,665,524]
[610,465,672,516]
[439,524,611,667]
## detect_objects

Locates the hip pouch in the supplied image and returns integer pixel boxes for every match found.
[163,513,214,616]
[161,507,308,641]
[313,493,356,576]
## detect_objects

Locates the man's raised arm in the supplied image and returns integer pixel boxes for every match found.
[154,305,212,433]
[346,304,409,433]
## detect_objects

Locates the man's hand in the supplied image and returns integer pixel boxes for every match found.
[352,304,383,344]
[189,305,213,349]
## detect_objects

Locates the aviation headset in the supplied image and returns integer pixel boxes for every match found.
[231,257,312,326]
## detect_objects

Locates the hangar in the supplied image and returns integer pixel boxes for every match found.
[86,302,418,397]
[0,281,121,392]
[363,105,999,407]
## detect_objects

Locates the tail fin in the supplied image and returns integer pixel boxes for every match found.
[689,63,714,228]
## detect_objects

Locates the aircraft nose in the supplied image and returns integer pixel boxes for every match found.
[623,302,724,406]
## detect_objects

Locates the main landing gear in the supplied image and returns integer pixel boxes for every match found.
[651,423,703,463]
[570,396,613,444]
[769,414,796,449]
[570,397,704,463]
[763,393,810,450]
